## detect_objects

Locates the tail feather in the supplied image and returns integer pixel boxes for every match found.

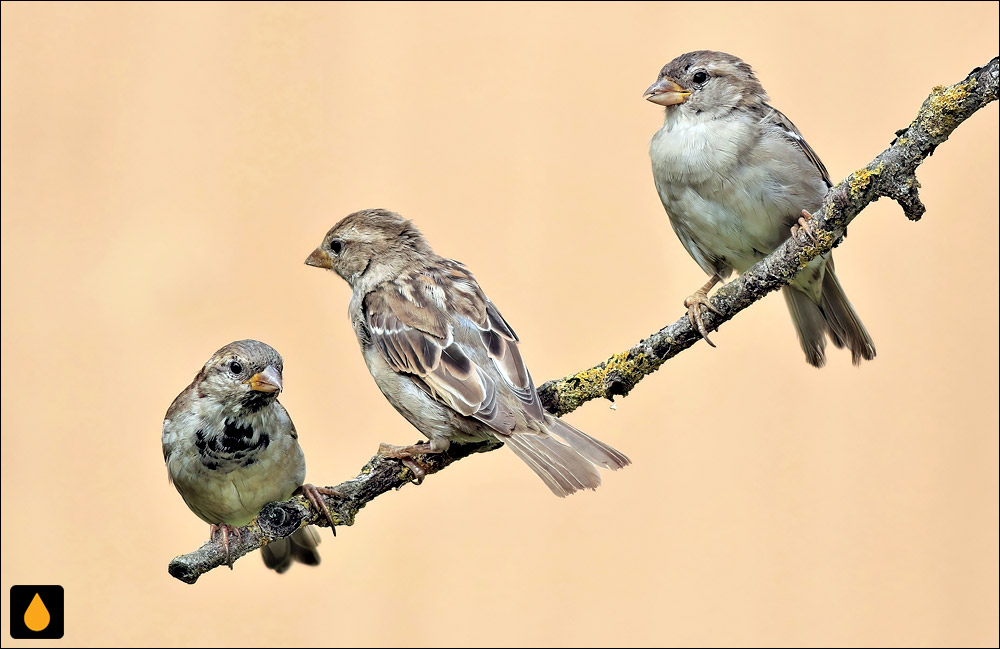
[290,526,322,566]
[783,263,875,367]
[783,286,828,367]
[500,416,629,497]
[260,526,321,574]
[502,432,602,497]
[820,267,876,365]
[547,417,631,470]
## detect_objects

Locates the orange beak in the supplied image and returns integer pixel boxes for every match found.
[246,365,282,393]
[644,78,691,106]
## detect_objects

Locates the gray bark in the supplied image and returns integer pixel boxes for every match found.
[170,56,998,584]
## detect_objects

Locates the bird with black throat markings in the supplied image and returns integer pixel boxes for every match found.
[305,209,630,496]
[162,339,339,572]
[645,50,875,367]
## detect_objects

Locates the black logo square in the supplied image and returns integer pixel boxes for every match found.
[9,585,64,639]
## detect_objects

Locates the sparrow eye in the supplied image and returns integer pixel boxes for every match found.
[329,239,343,256]
[228,361,243,375]
[692,71,709,85]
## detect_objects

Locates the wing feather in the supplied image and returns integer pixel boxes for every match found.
[362,258,629,493]
[760,103,832,187]
[363,263,531,433]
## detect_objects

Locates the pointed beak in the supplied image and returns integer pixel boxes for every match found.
[247,365,282,393]
[644,78,691,106]
[305,247,331,269]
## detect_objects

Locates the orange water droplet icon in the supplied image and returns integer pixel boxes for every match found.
[24,592,51,632]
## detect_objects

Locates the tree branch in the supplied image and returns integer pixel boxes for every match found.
[169,56,998,584]
[167,439,500,584]
[537,56,998,415]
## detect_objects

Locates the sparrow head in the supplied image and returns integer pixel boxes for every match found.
[195,340,284,413]
[644,50,767,118]
[305,208,433,290]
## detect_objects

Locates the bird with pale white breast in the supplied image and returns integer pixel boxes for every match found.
[645,50,875,367]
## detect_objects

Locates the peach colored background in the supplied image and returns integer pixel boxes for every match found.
[2,2,997,647]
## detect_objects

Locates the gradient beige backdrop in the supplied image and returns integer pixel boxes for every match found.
[2,2,997,647]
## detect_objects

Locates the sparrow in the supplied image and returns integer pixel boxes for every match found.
[304,209,630,497]
[645,50,875,367]
[162,339,338,572]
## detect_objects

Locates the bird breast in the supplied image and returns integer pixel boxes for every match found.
[165,405,306,526]
[650,111,816,274]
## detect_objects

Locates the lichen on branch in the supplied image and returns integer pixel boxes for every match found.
[169,55,998,584]
[537,56,997,416]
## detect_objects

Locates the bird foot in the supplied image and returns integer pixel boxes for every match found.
[377,441,445,484]
[296,483,342,537]
[683,290,723,347]
[209,523,243,569]
[791,209,819,244]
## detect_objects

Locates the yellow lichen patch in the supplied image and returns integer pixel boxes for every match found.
[792,249,818,274]
[798,228,834,262]
[848,163,883,200]
[923,78,977,137]
[555,350,662,413]
[607,350,660,383]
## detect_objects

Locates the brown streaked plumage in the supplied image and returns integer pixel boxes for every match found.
[305,209,630,496]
